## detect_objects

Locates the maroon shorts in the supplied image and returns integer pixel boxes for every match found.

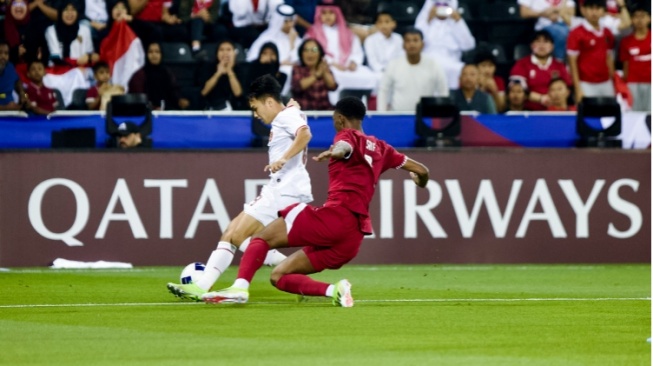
[279,203,364,272]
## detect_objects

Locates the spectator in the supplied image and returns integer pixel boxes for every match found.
[246,42,288,96]
[475,50,506,112]
[284,0,317,36]
[177,0,227,58]
[100,0,134,40]
[305,4,377,104]
[519,0,576,60]
[86,61,125,110]
[24,59,58,114]
[246,4,299,66]
[4,0,31,64]
[128,0,189,45]
[22,0,59,62]
[618,4,650,112]
[112,121,148,148]
[290,38,338,110]
[80,0,109,50]
[414,0,475,89]
[571,0,631,36]
[504,79,528,112]
[510,30,572,110]
[451,63,496,114]
[0,41,29,111]
[45,1,98,70]
[199,39,245,110]
[228,0,284,48]
[547,77,576,111]
[377,28,448,112]
[128,42,190,110]
[363,11,403,74]
[567,0,615,103]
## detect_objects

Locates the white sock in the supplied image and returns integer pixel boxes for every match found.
[263,249,287,266]
[238,237,251,252]
[325,285,335,297]
[234,278,250,289]
[195,242,235,291]
[238,237,286,266]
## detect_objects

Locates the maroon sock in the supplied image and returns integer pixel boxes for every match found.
[236,238,269,282]
[276,274,330,297]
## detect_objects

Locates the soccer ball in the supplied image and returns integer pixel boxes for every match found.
[180,262,205,284]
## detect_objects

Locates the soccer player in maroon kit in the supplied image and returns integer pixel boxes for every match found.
[203,97,430,307]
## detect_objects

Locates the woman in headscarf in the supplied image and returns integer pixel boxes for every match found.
[246,42,288,95]
[45,1,98,70]
[4,0,32,64]
[128,42,190,110]
[304,4,378,105]
[199,39,246,110]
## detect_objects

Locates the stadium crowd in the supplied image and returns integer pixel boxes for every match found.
[0,0,649,115]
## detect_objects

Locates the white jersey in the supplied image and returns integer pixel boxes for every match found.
[267,106,313,201]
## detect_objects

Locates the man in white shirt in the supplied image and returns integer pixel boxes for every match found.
[377,28,449,112]
[414,0,475,89]
[167,75,314,301]
[363,11,404,74]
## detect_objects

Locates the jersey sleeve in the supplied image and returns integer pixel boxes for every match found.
[380,140,407,171]
[279,107,308,136]
[567,28,581,56]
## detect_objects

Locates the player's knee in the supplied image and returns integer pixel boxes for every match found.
[270,272,282,288]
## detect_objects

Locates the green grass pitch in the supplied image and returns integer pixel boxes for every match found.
[0,264,650,365]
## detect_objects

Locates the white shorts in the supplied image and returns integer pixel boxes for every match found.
[243,185,312,226]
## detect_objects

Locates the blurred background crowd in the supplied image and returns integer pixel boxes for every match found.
[0,0,649,115]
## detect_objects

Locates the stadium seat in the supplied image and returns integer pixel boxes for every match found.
[513,43,531,61]
[376,0,422,28]
[165,62,198,89]
[479,1,521,21]
[476,42,508,64]
[52,89,65,110]
[161,42,194,63]
[69,88,89,110]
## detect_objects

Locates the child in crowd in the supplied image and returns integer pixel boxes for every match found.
[363,11,403,74]
[619,4,651,112]
[86,61,124,110]
[475,50,505,112]
[567,0,615,103]
[546,77,576,111]
[504,79,528,112]
[25,60,58,114]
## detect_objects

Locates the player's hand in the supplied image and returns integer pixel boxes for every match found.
[313,146,334,162]
[265,158,287,173]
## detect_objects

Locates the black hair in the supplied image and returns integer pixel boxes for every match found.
[474,50,496,65]
[248,74,282,102]
[582,0,607,9]
[298,38,325,67]
[374,11,394,23]
[548,77,569,88]
[27,59,46,69]
[531,29,554,44]
[0,39,9,49]
[630,2,651,15]
[92,60,110,74]
[402,27,423,40]
[335,97,366,121]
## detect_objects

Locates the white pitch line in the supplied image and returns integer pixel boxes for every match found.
[0,297,649,309]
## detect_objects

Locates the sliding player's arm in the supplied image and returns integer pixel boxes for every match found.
[313,140,352,162]
[401,158,430,188]
[265,125,312,173]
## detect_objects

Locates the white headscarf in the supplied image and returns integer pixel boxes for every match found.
[246,4,298,63]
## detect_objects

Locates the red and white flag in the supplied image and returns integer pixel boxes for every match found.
[100,20,145,92]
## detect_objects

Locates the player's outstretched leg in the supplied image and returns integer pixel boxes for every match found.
[238,237,287,266]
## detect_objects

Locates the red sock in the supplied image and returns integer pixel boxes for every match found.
[276,274,330,297]
[237,238,269,282]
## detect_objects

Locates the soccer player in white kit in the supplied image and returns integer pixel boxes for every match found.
[167,75,313,301]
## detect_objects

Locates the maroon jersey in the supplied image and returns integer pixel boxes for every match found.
[324,128,407,235]
[25,82,58,113]
[510,55,571,111]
